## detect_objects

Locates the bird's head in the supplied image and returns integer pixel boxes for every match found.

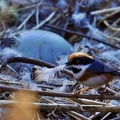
[65,52,94,77]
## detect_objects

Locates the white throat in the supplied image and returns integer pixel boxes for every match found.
[72,64,90,79]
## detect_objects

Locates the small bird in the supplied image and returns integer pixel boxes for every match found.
[65,52,120,88]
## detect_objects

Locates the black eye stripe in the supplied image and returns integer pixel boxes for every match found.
[71,57,94,65]
[75,60,80,64]
[72,68,82,73]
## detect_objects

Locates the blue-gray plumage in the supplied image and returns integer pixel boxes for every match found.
[87,60,117,74]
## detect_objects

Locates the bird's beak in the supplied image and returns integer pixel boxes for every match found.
[66,61,72,66]
[64,62,72,70]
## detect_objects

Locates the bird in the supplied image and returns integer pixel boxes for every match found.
[65,52,120,90]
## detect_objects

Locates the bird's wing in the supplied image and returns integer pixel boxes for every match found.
[87,60,117,74]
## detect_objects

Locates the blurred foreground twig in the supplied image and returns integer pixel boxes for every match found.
[0,100,120,112]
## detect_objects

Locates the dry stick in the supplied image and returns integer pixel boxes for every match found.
[37,85,54,90]
[17,1,42,11]
[0,80,20,85]
[32,11,56,29]
[66,111,90,120]
[0,86,120,100]
[75,98,107,105]
[89,112,101,119]
[45,98,87,120]
[18,10,36,30]
[0,100,120,112]
[1,56,73,78]
[1,57,55,68]
[103,20,120,32]
[44,24,120,49]
[98,10,120,26]
[90,7,120,15]
[101,112,112,120]
[101,86,120,95]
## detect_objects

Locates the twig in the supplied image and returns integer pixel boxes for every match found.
[1,56,55,68]
[66,111,90,120]
[32,11,56,29]
[76,98,107,105]
[103,20,120,32]
[102,86,120,95]
[18,10,36,30]
[45,98,59,116]
[44,24,120,49]
[91,7,120,15]
[0,100,120,112]
[0,56,73,77]
[17,1,42,11]
[101,112,111,120]
[37,85,54,90]
[49,14,61,24]
[98,10,120,26]
[0,86,120,100]
[0,80,20,85]
[89,112,101,119]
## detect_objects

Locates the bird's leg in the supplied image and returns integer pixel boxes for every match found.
[99,82,109,100]
[68,82,79,92]
[73,87,90,97]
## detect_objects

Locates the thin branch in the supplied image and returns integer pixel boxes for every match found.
[1,57,56,68]
[1,56,73,77]
[18,10,36,30]
[90,7,120,15]
[75,98,107,105]
[98,10,120,26]
[101,112,112,120]
[17,1,42,11]
[37,85,54,90]
[89,112,101,119]
[44,24,120,49]
[32,11,56,29]
[0,86,120,100]
[103,20,120,32]
[0,80,20,85]
[66,111,90,120]
[0,100,120,112]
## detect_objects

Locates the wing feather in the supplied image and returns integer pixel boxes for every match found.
[87,60,117,74]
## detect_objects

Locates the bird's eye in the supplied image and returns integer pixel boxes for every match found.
[75,60,79,64]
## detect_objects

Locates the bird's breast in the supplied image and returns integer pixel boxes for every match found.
[75,71,114,88]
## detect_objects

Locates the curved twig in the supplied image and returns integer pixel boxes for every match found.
[1,56,73,77]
